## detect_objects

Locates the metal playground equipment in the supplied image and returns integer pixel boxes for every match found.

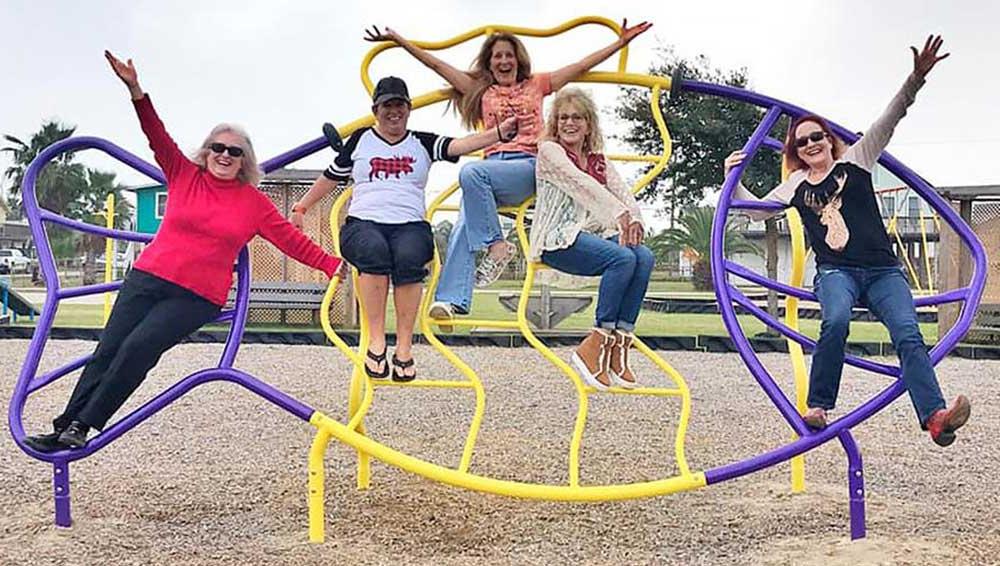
[9,17,985,543]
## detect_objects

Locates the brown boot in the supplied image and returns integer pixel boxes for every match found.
[571,328,614,390]
[609,330,637,389]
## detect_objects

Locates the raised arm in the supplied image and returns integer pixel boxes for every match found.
[845,35,947,171]
[257,195,343,278]
[446,115,518,156]
[722,150,798,222]
[549,19,652,91]
[105,50,188,182]
[364,26,476,94]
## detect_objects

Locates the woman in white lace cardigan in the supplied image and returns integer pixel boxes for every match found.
[529,87,653,390]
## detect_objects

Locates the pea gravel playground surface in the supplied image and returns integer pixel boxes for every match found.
[1,340,996,565]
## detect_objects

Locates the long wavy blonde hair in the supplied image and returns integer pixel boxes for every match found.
[541,87,604,154]
[450,32,532,129]
[189,124,262,186]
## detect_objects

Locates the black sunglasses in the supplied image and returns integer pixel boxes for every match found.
[208,142,245,157]
[794,131,829,148]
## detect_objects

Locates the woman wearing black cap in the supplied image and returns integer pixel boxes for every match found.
[293,76,517,382]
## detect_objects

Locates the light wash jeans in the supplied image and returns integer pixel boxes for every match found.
[541,233,654,332]
[435,152,536,313]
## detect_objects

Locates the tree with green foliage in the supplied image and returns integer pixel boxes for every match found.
[616,45,788,327]
[3,121,133,283]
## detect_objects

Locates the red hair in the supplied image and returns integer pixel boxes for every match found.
[783,114,847,171]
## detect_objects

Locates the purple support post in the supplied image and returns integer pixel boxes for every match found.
[838,432,866,540]
[53,460,71,527]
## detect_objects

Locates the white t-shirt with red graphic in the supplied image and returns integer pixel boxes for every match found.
[324,127,457,224]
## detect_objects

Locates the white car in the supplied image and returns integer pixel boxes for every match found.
[0,249,31,273]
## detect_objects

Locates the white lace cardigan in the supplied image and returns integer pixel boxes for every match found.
[528,141,644,286]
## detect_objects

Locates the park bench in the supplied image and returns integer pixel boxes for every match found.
[227,281,327,325]
[497,285,592,329]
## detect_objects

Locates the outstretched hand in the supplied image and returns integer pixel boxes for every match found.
[364,25,400,43]
[498,115,519,142]
[619,18,653,46]
[911,35,949,78]
[104,50,138,87]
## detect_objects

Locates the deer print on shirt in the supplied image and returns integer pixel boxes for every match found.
[804,172,850,252]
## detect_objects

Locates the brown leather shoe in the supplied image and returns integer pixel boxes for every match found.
[571,328,614,390]
[609,330,637,389]
[802,407,828,430]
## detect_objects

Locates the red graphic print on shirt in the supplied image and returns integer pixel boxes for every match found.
[369,156,416,181]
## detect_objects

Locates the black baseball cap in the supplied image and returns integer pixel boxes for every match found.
[372,76,411,106]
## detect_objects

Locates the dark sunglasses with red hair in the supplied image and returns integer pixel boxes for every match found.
[794,131,830,148]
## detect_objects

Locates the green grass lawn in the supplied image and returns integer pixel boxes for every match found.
[19,290,938,344]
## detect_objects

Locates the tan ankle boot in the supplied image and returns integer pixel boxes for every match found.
[571,328,614,389]
[609,330,637,389]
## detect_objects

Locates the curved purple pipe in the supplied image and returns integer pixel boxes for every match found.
[8,136,315,464]
[688,78,986,487]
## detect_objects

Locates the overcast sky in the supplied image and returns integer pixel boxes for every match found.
[2,1,997,226]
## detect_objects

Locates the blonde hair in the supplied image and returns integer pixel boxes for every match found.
[190,123,262,186]
[449,32,532,129]
[541,87,604,154]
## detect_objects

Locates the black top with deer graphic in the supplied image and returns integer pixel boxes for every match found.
[324,127,457,224]
[734,72,926,269]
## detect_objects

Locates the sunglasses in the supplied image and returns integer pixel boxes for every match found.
[794,131,829,148]
[208,142,245,158]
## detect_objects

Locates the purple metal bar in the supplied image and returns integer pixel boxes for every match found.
[730,200,786,211]
[220,248,251,369]
[53,459,71,527]
[259,136,328,174]
[57,281,123,300]
[725,260,815,301]
[729,288,900,377]
[915,288,970,307]
[710,104,811,437]
[838,431,866,540]
[28,355,93,394]
[705,378,904,483]
[40,211,153,244]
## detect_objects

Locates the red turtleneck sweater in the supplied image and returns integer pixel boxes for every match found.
[131,95,341,305]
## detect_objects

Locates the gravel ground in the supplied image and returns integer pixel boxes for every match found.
[1,339,996,565]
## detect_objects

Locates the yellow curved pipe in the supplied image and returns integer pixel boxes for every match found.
[360,16,630,94]
[311,411,706,502]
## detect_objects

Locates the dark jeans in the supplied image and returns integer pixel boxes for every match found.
[541,233,654,332]
[809,265,945,426]
[339,216,435,285]
[54,269,221,431]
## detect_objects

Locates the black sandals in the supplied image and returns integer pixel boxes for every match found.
[365,348,389,379]
[391,355,416,383]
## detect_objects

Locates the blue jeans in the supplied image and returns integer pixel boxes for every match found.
[541,233,654,332]
[810,265,945,426]
[435,152,536,313]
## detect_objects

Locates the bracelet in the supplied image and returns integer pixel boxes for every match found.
[291,203,308,214]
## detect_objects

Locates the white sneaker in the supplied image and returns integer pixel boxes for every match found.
[474,241,517,288]
[428,301,455,332]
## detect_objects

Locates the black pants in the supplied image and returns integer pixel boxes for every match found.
[54,269,221,431]
[339,216,435,285]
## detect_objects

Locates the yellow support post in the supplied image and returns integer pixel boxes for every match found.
[103,193,115,324]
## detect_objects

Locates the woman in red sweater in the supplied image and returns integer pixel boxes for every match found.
[24,52,343,453]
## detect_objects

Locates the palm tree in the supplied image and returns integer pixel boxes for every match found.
[649,205,761,291]
[2,121,79,217]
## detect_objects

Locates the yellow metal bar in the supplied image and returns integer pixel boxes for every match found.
[428,318,522,329]
[420,184,487,475]
[919,206,934,293]
[310,412,707,501]
[606,154,663,163]
[632,338,693,476]
[889,215,923,292]
[307,428,332,543]
[371,380,476,389]
[785,208,809,493]
[360,16,629,94]
[102,193,114,325]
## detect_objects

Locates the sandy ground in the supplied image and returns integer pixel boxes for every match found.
[1,339,997,565]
